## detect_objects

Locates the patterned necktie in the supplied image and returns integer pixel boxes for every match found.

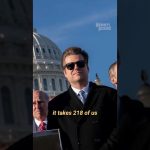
[78,90,86,104]
[39,122,46,131]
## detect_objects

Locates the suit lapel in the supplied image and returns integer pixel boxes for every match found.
[67,83,101,110]
[62,83,101,123]
[84,82,101,109]
[33,119,38,132]
[62,87,84,123]
[68,87,84,110]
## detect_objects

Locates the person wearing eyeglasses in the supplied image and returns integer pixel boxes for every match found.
[47,47,117,150]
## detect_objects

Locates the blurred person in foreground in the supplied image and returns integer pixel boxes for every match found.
[7,90,49,149]
[100,73,150,150]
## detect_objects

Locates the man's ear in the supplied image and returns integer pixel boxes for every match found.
[111,77,115,84]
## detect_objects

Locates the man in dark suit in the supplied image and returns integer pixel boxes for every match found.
[47,47,117,150]
[33,90,49,132]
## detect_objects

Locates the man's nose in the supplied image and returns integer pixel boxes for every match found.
[35,102,40,108]
[74,64,79,70]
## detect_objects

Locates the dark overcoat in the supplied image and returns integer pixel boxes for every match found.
[47,82,117,150]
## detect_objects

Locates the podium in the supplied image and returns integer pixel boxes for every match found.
[33,129,63,150]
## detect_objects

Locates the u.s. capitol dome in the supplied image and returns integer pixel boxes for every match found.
[33,29,68,99]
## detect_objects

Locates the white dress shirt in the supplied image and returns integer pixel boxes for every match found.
[71,83,89,101]
[34,118,47,127]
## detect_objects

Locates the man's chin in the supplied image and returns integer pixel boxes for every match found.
[73,77,85,83]
[35,112,42,117]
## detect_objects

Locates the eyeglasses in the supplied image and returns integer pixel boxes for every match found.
[63,60,86,70]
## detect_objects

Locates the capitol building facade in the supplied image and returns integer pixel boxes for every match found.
[33,29,68,100]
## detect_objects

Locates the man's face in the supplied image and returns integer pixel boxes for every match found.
[33,91,48,121]
[110,64,117,88]
[63,54,89,86]
[113,64,117,84]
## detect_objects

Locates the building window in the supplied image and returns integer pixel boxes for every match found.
[36,48,39,53]
[43,78,48,91]
[52,79,56,91]
[25,88,32,124]
[59,79,63,91]
[48,49,51,54]
[42,48,45,53]
[53,49,56,55]
[56,65,60,70]
[1,86,14,124]
[34,79,39,90]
